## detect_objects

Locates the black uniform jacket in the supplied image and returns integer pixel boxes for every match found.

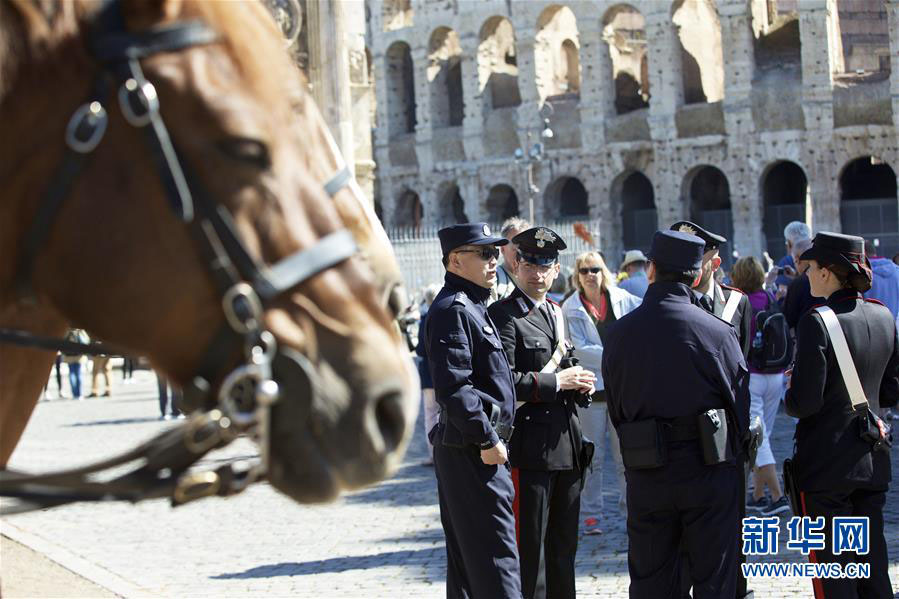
[426,271,516,449]
[488,288,582,471]
[785,289,899,492]
[602,282,750,455]
[710,282,752,360]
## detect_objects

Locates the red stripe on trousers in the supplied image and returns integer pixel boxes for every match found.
[800,491,826,599]
[511,466,520,546]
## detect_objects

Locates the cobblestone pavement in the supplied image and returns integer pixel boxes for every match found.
[3,369,898,597]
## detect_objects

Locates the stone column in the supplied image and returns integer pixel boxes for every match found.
[644,7,681,142]
[371,49,393,171]
[305,0,355,162]
[888,0,899,129]
[719,0,756,138]
[411,44,434,173]
[514,27,542,148]
[574,15,608,152]
[459,33,486,160]
[798,0,836,132]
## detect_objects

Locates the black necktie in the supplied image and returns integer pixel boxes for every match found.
[541,302,557,343]
[700,294,714,314]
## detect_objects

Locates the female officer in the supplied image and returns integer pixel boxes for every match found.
[785,232,899,599]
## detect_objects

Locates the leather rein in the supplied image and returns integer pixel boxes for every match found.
[0,0,358,514]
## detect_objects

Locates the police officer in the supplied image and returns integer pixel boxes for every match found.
[426,223,521,599]
[785,232,898,599]
[488,227,595,599]
[671,222,754,598]
[602,230,750,599]
[492,217,531,304]
[671,221,752,359]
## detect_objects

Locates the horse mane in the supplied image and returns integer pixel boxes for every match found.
[0,0,305,122]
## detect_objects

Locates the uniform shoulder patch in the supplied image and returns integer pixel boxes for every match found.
[547,298,561,307]
[451,291,469,306]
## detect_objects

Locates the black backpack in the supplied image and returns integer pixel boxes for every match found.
[749,293,793,372]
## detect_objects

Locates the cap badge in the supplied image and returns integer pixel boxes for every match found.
[677,224,698,236]
[534,228,556,248]
[483,224,491,236]
[483,325,493,335]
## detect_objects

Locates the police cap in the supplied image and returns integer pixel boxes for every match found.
[512,227,567,266]
[800,231,873,291]
[438,222,509,256]
[670,220,726,252]
[647,230,705,271]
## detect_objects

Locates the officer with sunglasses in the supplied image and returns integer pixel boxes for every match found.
[426,223,521,599]
[488,227,595,599]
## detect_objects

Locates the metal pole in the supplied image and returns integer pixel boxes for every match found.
[527,162,535,224]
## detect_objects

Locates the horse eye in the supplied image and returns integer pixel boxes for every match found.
[216,137,271,169]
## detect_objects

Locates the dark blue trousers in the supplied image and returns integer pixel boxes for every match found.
[625,450,739,599]
[434,443,521,599]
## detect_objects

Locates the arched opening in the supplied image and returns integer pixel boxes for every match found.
[478,16,521,110]
[428,28,464,128]
[671,0,724,105]
[535,5,581,103]
[386,42,417,138]
[395,189,423,228]
[545,176,589,219]
[561,39,580,95]
[840,157,899,259]
[836,2,890,75]
[602,4,650,115]
[685,165,733,267]
[617,171,656,254]
[382,0,413,32]
[486,184,519,222]
[762,161,808,260]
[438,183,469,224]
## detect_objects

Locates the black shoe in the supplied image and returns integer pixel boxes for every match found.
[746,496,768,513]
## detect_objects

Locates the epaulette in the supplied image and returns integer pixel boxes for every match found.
[722,284,744,295]
[865,298,885,307]
[451,291,469,306]
[547,298,561,307]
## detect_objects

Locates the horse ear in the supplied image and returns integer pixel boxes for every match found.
[121,0,184,29]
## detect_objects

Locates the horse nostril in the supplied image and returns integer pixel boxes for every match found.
[373,387,406,454]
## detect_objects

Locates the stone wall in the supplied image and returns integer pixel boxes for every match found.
[367,0,899,264]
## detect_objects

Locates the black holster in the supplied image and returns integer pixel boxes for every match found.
[579,437,596,490]
[859,408,892,453]
[697,408,733,465]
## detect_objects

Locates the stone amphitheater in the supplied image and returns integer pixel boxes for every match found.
[366,0,899,266]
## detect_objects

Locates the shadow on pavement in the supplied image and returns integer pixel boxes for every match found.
[212,548,440,579]
[67,416,163,427]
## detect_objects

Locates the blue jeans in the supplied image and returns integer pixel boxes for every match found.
[68,362,82,398]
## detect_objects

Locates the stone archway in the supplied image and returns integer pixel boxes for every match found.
[761,161,808,260]
[545,176,588,219]
[684,165,734,267]
[486,184,520,222]
[840,156,898,258]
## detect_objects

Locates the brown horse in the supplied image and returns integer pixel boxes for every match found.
[0,0,418,504]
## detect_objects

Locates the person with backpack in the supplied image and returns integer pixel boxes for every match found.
[61,329,90,400]
[731,257,792,516]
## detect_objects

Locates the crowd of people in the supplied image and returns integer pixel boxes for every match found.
[415,216,899,599]
[43,339,183,421]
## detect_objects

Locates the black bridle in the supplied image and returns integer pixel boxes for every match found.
[0,0,359,513]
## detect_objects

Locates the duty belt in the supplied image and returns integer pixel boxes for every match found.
[662,415,700,443]
[438,410,513,444]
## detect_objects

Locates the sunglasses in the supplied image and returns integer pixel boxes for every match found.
[456,246,500,261]
[578,267,602,275]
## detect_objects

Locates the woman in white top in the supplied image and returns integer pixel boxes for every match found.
[562,251,641,534]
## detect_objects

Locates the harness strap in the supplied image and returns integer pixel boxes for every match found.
[517,302,569,408]
[721,288,743,324]
[814,306,869,410]
[323,165,353,198]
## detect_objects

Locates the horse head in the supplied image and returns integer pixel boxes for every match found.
[0,0,418,503]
